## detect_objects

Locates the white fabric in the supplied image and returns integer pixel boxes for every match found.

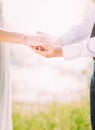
[62,43,82,60]
[86,37,95,56]
[0,1,12,130]
[62,37,95,59]
[61,6,95,60]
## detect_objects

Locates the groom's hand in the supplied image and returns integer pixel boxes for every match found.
[31,45,63,58]
[23,31,64,58]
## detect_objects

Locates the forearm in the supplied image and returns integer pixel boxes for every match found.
[0,29,26,44]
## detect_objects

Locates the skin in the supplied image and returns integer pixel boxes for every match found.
[0,29,64,58]
[32,45,63,58]
[0,29,44,46]
[31,32,64,58]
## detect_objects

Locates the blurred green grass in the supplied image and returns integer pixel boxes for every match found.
[13,97,91,130]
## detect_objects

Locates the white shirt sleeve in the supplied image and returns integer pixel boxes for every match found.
[60,6,95,60]
[63,37,95,60]
[60,6,95,46]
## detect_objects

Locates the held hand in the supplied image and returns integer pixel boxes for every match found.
[22,32,57,46]
[22,34,46,46]
[31,44,63,58]
[22,32,64,47]
[35,31,64,46]
[22,32,64,58]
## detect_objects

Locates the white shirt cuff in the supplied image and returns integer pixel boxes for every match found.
[62,37,95,60]
[62,44,82,60]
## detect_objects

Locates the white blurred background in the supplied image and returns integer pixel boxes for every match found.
[2,0,95,104]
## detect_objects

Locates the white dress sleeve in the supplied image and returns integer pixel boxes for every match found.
[0,1,12,130]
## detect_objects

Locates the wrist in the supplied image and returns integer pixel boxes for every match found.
[55,47,63,57]
[57,38,64,46]
[20,34,28,45]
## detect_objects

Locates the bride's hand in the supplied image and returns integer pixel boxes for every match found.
[22,32,63,47]
[35,31,64,46]
[22,34,46,46]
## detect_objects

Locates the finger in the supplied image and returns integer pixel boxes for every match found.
[29,35,52,44]
[27,35,44,41]
[31,46,46,54]
[26,40,45,46]
[36,31,46,36]
[33,46,45,51]
[31,45,46,51]
[38,46,46,51]
[31,46,48,55]
[29,41,50,47]
[31,46,38,49]
[32,48,45,55]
